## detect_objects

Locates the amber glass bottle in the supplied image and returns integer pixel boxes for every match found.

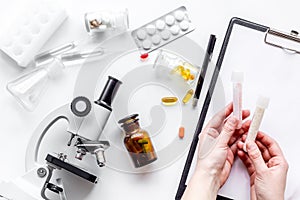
[118,114,157,168]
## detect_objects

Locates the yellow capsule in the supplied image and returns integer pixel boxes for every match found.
[182,69,191,81]
[161,97,178,106]
[182,89,194,104]
[178,65,184,72]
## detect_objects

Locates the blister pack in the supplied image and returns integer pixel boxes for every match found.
[0,0,67,67]
[131,6,195,54]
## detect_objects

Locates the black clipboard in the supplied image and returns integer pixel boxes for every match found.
[176,17,300,199]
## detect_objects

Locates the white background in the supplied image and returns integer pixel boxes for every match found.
[0,0,300,199]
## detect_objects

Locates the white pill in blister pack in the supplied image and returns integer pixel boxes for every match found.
[0,0,67,67]
[165,15,175,26]
[131,6,195,54]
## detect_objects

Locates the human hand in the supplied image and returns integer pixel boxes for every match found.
[182,103,250,200]
[237,131,288,200]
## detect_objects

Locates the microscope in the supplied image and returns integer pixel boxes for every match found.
[0,76,122,200]
[69,76,122,167]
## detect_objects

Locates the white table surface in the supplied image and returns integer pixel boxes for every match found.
[0,0,300,199]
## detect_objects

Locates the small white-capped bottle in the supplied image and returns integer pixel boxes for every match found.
[84,9,129,34]
[243,96,270,152]
[231,71,244,129]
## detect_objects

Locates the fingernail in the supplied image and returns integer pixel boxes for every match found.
[247,142,256,151]
[228,117,237,124]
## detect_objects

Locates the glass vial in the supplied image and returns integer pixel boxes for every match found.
[243,96,270,152]
[153,50,199,85]
[231,71,244,129]
[118,114,157,168]
[84,9,129,34]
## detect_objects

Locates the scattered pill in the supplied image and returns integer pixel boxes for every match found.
[178,126,185,139]
[161,96,178,106]
[140,53,149,61]
[182,89,194,104]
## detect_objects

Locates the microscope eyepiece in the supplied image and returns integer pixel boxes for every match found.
[95,76,122,110]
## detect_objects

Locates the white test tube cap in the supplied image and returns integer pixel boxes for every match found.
[256,95,270,109]
[231,71,244,83]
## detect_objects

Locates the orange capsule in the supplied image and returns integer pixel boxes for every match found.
[189,74,195,80]
[178,126,185,139]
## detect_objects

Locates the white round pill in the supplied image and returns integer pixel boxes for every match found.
[146,24,156,35]
[39,14,49,24]
[136,29,147,40]
[3,38,13,47]
[30,24,40,34]
[151,34,161,45]
[98,24,108,31]
[161,30,171,40]
[179,20,189,31]
[10,28,21,37]
[165,15,175,26]
[13,45,23,56]
[22,34,32,45]
[174,10,185,21]
[156,20,166,30]
[142,39,152,50]
[21,15,30,26]
[170,25,180,35]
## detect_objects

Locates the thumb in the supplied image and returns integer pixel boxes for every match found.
[217,116,238,146]
[246,141,267,172]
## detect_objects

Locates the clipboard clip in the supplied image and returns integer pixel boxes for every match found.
[264,28,300,54]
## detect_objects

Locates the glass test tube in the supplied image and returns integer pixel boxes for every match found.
[243,96,270,152]
[231,71,244,129]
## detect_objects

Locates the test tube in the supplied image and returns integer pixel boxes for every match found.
[34,41,78,64]
[243,96,270,152]
[231,71,244,129]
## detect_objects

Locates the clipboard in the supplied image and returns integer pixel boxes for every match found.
[176,17,300,200]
